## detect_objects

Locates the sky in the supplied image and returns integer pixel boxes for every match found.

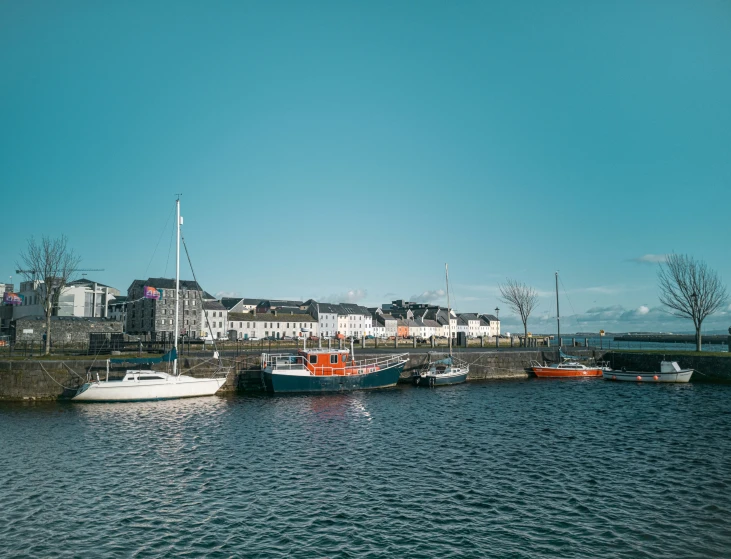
[1,1,730,334]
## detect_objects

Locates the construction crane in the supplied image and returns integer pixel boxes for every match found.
[15,268,105,280]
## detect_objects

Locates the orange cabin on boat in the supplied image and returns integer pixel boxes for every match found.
[297,349,379,376]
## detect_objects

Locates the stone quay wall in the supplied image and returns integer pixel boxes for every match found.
[0,357,241,401]
[0,348,600,400]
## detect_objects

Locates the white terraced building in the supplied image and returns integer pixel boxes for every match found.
[203,300,228,339]
[227,312,318,340]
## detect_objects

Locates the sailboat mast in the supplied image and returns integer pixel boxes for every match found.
[555,271,560,350]
[173,197,180,376]
[446,263,452,356]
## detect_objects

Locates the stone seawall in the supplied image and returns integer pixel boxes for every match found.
[15,348,729,400]
[0,357,243,401]
[0,348,603,400]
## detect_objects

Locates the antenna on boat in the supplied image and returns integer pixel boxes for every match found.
[555,271,560,352]
[173,195,181,377]
[446,263,452,358]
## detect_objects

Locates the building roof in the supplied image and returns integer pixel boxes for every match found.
[338,303,370,315]
[68,278,113,289]
[458,313,480,322]
[128,278,203,292]
[228,312,316,323]
[108,296,128,306]
[201,291,217,301]
[481,314,499,322]
[220,297,244,310]
[203,301,227,311]
[257,299,304,309]
[16,315,119,323]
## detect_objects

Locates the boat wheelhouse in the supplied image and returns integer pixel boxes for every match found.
[261,347,408,393]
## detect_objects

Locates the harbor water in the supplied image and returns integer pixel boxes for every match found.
[2,380,730,558]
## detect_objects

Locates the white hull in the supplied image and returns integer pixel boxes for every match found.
[73,374,227,402]
[602,370,693,383]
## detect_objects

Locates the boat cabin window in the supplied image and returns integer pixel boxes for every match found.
[310,355,318,364]
[330,354,338,364]
[138,375,164,381]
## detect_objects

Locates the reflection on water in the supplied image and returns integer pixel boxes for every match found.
[2,381,730,558]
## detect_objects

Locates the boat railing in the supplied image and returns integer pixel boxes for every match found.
[262,352,409,376]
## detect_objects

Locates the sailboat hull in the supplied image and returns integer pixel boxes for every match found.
[413,370,468,386]
[532,366,602,378]
[72,375,227,402]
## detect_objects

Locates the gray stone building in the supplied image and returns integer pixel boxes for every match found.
[125,278,204,339]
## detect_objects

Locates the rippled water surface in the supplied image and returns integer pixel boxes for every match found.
[2,380,731,558]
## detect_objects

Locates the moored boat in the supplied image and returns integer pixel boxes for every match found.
[73,353,227,401]
[261,343,408,393]
[413,263,469,387]
[603,361,693,383]
[531,359,603,378]
[73,197,229,402]
[413,354,469,387]
[530,272,601,378]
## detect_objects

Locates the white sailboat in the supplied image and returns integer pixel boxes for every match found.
[73,198,228,402]
[414,263,469,387]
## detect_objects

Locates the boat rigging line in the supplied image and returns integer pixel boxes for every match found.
[180,232,229,376]
[142,201,176,280]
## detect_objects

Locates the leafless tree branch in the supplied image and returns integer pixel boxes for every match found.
[658,254,728,351]
[16,235,81,355]
[498,279,539,345]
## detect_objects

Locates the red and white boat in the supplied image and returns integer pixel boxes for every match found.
[531,358,603,378]
[530,272,603,378]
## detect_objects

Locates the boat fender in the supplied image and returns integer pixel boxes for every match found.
[653,375,659,381]
[611,375,616,381]
[636,375,642,381]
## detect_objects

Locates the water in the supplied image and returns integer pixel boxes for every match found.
[2,381,730,558]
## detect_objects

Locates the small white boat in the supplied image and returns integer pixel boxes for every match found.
[73,367,227,401]
[603,361,694,383]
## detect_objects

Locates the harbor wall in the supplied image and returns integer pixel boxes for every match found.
[0,349,601,400]
[6,348,730,401]
[0,357,242,401]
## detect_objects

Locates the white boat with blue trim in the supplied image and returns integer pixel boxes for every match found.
[603,361,694,383]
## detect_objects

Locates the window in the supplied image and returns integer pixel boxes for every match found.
[330,354,338,364]
[310,355,318,364]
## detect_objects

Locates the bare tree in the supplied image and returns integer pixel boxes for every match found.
[498,279,539,346]
[658,254,728,351]
[17,236,81,355]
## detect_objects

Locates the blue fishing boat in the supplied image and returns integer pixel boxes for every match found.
[261,339,408,393]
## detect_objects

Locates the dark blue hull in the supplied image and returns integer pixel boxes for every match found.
[262,363,405,393]
[413,372,468,387]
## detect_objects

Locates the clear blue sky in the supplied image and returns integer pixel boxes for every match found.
[2,1,730,333]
